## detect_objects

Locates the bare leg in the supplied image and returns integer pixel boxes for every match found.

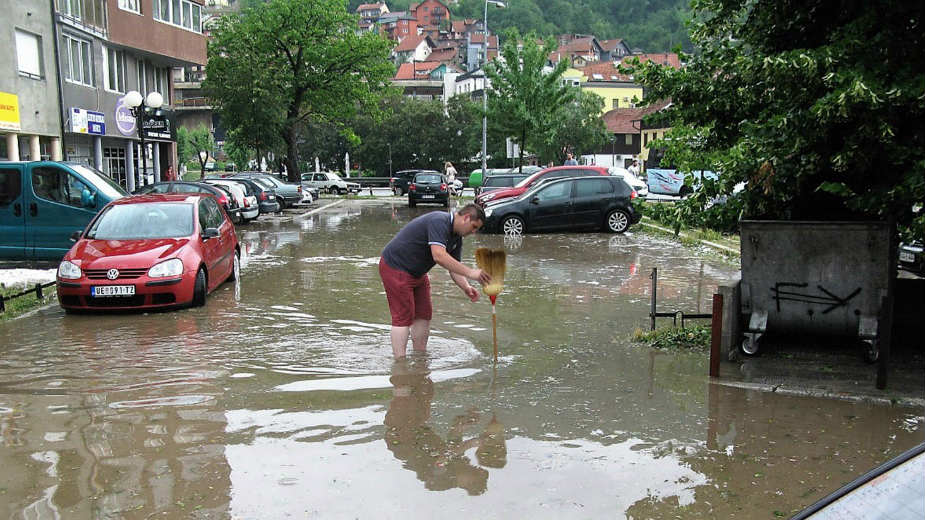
[391,326,411,358]
[410,319,430,352]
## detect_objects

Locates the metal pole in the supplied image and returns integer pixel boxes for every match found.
[649,267,657,331]
[709,293,723,378]
[481,0,488,177]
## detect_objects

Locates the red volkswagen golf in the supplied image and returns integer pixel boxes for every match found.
[56,193,239,312]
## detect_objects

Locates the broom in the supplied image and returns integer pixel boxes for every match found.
[475,247,507,362]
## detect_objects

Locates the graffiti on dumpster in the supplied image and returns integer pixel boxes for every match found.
[771,283,861,314]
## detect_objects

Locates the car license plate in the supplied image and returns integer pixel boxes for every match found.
[423,195,435,199]
[92,285,135,297]
[900,251,915,263]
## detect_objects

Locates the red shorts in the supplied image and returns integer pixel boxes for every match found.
[379,258,432,326]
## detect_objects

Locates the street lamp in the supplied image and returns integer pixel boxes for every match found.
[124,90,164,187]
[481,0,505,177]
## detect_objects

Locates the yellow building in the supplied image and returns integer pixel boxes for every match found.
[560,65,644,115]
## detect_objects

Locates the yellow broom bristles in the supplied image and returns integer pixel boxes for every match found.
[475,247,507,296]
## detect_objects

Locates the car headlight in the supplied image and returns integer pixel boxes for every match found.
[485,208,493,218]
[148,258,184,278]
[58,260,82,280]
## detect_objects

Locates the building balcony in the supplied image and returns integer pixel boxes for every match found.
[173,97,212,110]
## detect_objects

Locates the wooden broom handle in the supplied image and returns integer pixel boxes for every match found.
[492,303,498,362]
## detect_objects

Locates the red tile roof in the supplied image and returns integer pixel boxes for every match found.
[623,53,681,69]
[557,37,597,54]
[469,34,499,48]
[450,19,477,32]
[602,100,671,133]
[427,47,457,62]
[393,61,442,80]
[598,39,624,51]
[581,62,631,82]
[356,2,385,10]
[394,34,430,52]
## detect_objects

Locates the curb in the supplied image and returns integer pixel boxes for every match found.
[713,379,925,408]
[638,218,740,255]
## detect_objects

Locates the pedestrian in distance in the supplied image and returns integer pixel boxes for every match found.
[379,204,492,358]
[444,161,458,196]
[627,160,639,177]
[564,152,578,166]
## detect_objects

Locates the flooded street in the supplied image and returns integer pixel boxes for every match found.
[1,200,922,519]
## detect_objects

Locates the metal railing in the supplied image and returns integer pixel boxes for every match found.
[649,267,712,330]
[0,281,56,314]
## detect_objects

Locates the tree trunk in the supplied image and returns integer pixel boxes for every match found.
[283,125,301,183]
[518,127,527,173]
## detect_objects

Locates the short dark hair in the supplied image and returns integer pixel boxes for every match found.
[457,203,486,223]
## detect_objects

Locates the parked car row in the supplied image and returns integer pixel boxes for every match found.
[133,172,319,225]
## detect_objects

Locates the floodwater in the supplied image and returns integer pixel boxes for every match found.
[0,200,922,519]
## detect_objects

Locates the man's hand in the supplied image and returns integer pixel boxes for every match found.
[469,268,491,285]
[463,284,480,302]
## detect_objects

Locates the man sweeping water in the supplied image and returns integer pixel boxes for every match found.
[379,204,491,358]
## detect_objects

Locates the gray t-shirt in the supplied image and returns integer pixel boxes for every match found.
[382,211,462,277]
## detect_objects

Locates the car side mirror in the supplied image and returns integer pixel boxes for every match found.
[202,228,220,240]
[530,196,540,204]
[69,230,81,242]
[80,189,96,208]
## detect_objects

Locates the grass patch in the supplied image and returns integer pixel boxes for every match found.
[633,324,712,351]
[0,284,56,321]
[637,217,741,264]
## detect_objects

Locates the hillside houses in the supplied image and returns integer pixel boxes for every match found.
[363,1,681,157]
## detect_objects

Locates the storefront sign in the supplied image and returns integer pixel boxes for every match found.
[141,111,174,140]
[0,91,21,131]
[70,108,106,135]
[115,96,136,135]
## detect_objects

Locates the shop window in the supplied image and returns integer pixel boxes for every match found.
[104,147,127,188]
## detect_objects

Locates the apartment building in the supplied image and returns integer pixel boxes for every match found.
[1,1,64,162]
[2,0,207,192]
[59,0,206,190]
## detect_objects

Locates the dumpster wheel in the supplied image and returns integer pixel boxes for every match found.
[861,340,879,364]
[741,334,761,356]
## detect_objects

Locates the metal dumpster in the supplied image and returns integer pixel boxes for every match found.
[739,220,892,361]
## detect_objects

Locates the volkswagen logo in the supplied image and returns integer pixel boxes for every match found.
[106,269,120,280]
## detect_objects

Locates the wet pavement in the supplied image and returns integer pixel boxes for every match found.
[1,199,922,519]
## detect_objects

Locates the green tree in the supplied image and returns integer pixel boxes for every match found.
[546,90,610,163]
[223,129,252,172]
[204,0,396,182]
[177,125,214,179]
[485,29,576,167]
[628,0,925,240]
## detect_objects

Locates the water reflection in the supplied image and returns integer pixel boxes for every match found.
[384,358,506,495]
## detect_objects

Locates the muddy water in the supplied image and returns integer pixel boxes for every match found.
[0,200,921,519]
